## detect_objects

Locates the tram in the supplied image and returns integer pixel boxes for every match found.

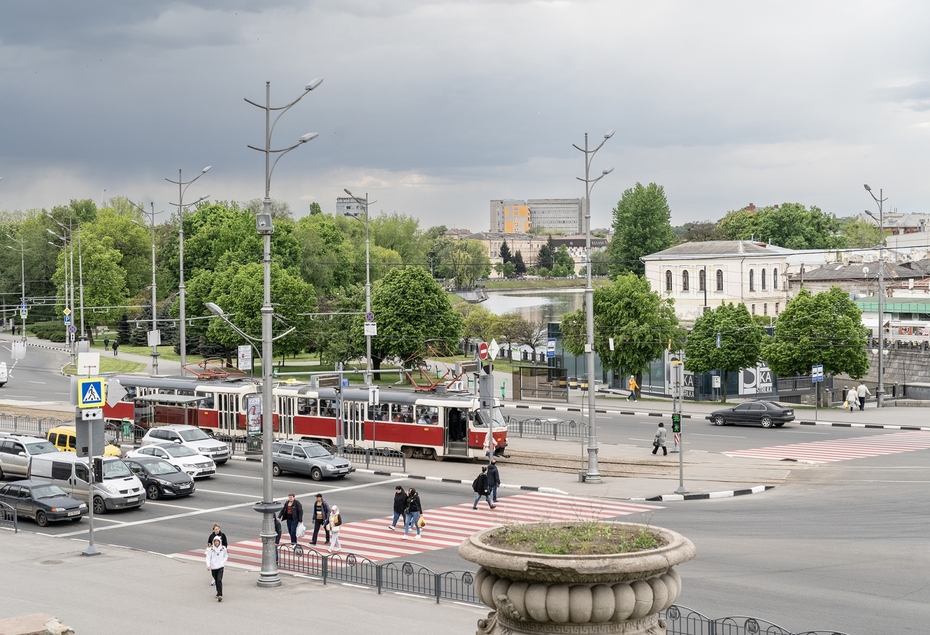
[103,375,508,461]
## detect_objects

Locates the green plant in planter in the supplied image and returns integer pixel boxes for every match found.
[487,521,662,556]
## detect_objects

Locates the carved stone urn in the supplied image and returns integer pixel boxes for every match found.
[458,522,696,635]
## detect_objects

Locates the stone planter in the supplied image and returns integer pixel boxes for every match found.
[458,522,695,635]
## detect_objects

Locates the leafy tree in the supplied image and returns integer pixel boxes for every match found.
[371,212,425,265]
[369,267,463,368]
[719,203,845,250]
[762,287,869,379]
[552,245,574,277]
[50,234,128,326]
[308,202,323,215]
[536,236,555,271]
[676,221,723,242]
[438,239,490,288]
[311,285,365,365]
[512,250,527,276]
[716,208,756,241]
[560,273,683,378]
[840,217,881,248]
[684,303,766,402]
[499,240,512,265]
[608,183,675,277]
[590,249,610,276]
[461,305,500,345]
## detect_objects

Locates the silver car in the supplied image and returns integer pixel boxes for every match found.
[271,441,351,481]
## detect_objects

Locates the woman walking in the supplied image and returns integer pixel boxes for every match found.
[206,524,228,586]
[327,505,343,553]
[652,422,667,456]
[403,487,423,540]
[205,537,228,602]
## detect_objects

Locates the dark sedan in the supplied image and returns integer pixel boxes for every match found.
[0,480,87,527]
[707,400,795,428]
[123,457,196,500]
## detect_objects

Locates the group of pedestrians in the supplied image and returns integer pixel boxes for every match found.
[844,381,872,412]
[278,492,343,553]
[388,486,425,539]
[102,336,119,355]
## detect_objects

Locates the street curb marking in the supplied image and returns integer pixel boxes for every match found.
[798,420,930,431]
[512,403,695,418]
[352,467,569,495]
[635,484,774,502]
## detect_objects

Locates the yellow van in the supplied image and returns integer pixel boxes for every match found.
[47,425,121,457]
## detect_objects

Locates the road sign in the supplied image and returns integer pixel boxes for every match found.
[364,322,377,336]
[69,325,77,334]
[238,345,252,371]
[546,338,556,359]
[812,364,824,383]
[365,311,375,322]
[478,342,489,361]
[64,315,72,325]
[20,309,27,318]
[63,308,71,316]
[77,377,106,409]
[488,339,500,361]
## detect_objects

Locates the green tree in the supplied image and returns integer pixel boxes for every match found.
[441,239,490,288]
[684,303,766,402]
[719,203,845,250]
[840,217,881,248]
[560,273,682,377]
[308,202,323,215]
[590,248,610,276]
[371,212,425,265]
[762,287,869,379]
[370,267,463,369]
[608,183,675,277]
[512,250,527,276]
[536,236,555,272]
[675,221,723,242]
[499,240,512,265]
[461,305,501,345]
[552,245,574,277]
[717,208,756,241]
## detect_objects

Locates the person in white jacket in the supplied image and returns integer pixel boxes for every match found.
[206,537,228,601]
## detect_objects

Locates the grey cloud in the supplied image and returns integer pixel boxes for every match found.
[874,81,930,111]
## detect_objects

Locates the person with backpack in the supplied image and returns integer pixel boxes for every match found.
[472,466,496,510]
[487,459,501,503]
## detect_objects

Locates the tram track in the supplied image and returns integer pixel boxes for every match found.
[497,450,681,478]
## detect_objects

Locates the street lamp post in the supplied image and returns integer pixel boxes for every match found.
[6,234,26,339]
[166,167,211,374]
[245,78,322,588]
[343,189,374,386]
[573,130,614,484]
[47,218,79,359]
[130,201,161,375]
[864,184,887,408]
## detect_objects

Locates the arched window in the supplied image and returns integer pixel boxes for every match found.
[682,270,690,292]
[749,270,755,292]
[665,270,673,292]
[716,269,723,291]
[773,268,779,290]
[761,269,767,290]
[699,269,706,292]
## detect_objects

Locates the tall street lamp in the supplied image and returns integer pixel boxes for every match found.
[130,200,161,375]
[166,167,211,374]
[245,78,322,588]
[864,184,887,408]
[573,130,614,484]
[343,189,374,386]
[6,233,26,339]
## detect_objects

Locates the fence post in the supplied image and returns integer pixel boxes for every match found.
[376,563,383,595]
[553,420,558,441]
[322,554,328,585]
[435,572,442,604]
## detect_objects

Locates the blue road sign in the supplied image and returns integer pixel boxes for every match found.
[64,315,72,325]
[77,378,106,408]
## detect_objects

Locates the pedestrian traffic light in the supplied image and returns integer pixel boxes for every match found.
[671,413,681,434]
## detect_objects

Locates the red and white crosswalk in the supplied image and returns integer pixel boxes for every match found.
[174,492,660,570]
[724,430,930,463]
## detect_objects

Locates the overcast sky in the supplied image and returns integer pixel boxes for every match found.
[1,1,929,232]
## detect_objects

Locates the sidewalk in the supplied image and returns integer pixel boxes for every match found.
[0,530,484,635]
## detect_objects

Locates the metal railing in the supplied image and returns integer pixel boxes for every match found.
[277,545,476,604]
[0,414,66,436]
[341,445,407,471]
[508,416,588,441]
[0,501,17,533]
[663,605,850,635]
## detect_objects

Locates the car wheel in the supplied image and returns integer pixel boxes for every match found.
[146,484,160,500]
[272,463,282,477]
[760,416,774,428]
[35,510,48,527]
[93,496,107,515]
[713,415,726,426]
[310,467,323,481]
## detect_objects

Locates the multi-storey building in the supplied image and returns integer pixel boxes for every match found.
[490,198,583,234]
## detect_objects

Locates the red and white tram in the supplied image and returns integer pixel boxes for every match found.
[104,375,508,461]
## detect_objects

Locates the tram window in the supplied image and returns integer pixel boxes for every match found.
[177,390,195,397]
[297,398,317,416]
[474,411,488,427]
[320,399,338,417]
[198,392,215,409]
[124,387,137,401]
[416,406,438,424]
[377,405,389,421]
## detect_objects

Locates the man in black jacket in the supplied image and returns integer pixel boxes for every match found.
[278,493,303,547]
[487,459,501,503]
[310,493,331,545]
[388,485,406,531]
[472,466,496,510]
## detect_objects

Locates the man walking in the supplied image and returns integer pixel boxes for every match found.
[310,493,331,546]
[487,459,501,503]
[856,381,871,411]
[388,485,406,531]
[627,375,639,401]
[103,336,110,351]
[472,466,496,510]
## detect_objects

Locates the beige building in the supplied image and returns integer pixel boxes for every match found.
[490,198,583,234]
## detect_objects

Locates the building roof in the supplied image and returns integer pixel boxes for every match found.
[641,240,788,260]
[792,261,922,282]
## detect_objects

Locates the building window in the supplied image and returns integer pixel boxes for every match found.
[763,302,768,316]
[699,269,706,292]
[751,303,756,316]
[775,302,779,315]
[716,269,723,291]
[665,270,673,292]
[773,268,779,290]
[761,269,767,290]
[682,270,689,292]
[749,270,755,292]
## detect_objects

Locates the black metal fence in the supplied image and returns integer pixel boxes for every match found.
[277,545,476,604]
[508,416,587,441]
[0,501,17,533]
[663,605,850,635]
[0,414,66,436]
[341,446,407,471]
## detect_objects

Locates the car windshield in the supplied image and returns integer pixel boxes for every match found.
[103,460,133,479]
[25,441,57,455]
[165,445,198,457]
[178,429,211,442]
[32,484,68,499]
[305,445,332,458]
[147,460,180,475]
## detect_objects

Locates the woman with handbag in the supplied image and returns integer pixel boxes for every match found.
[651,422,667,456]
[327,505,342,553]
[402,487,423,540]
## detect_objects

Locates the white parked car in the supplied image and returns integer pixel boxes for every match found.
[140,425,230,465]
[126,443,216,478]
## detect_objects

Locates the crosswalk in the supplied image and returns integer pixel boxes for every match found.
[174,492,661,570]
[724,430,930,463]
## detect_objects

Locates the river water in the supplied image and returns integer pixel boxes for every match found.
[481,288,584,324]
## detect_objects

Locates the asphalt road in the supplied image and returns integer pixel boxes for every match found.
[0,339,72,403]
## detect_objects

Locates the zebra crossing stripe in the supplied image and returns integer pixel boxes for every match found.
[724,430,930,463]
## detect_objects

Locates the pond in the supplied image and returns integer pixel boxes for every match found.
[482,288,584,324]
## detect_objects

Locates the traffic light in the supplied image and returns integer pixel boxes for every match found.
[92,457,104,483]
[671,413,681,434]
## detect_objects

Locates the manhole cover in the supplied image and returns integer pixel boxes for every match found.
[41,560,63,565]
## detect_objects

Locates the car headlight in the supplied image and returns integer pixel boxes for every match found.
[155,479,172,485]
[325,464,335,470]
[104,483,120,493]
[198,447,213,454]
[50,507,64,512]
[79,503,87,509]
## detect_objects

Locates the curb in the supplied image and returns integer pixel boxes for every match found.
[634,484,775,502]
[512,404,695,419]
[797,420,930,431]
[352,467,569,495]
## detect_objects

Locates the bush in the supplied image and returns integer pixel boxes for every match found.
[32,321,67,342]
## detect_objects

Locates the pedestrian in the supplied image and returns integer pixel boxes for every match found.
[112,339,119,356]
[388,485,406,531]
[487,459,501,503]
[310,493,331,546]
[652,422,667,456]
[327,505,342,553]
[472,466,496,510]
[206,523,228,586]
[278,492,303,548]
[273,515,282,565]
[846,386,858,413]
[857,381,871,411]
[403,487,423,540]
[103,336,110,351]
[627,375,639,401]
[205,536,228,602]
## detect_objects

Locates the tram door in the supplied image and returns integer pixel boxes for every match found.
[217,392,240,434]
[277,395,294,437]
[344,401,366,446]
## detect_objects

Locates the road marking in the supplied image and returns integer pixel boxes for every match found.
[143,501,203,511]
[210,472,340,489]
[28,381,47,384]
[724,430,930,463]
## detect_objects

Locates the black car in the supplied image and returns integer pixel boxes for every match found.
[0,480,87,527]
[707,400,795,428]
[123,457,196,500]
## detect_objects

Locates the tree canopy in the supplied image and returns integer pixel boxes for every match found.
[608,183,675,277]
[717,203,845,250]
